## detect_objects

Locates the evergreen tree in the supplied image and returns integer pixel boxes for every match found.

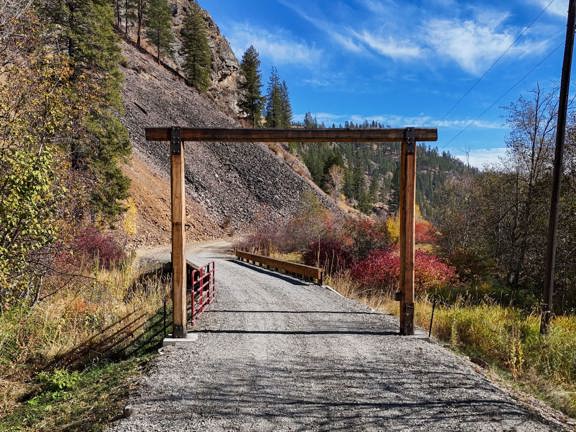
[304,112,317,129]
[145,0,173,63]
[238,46,264,127]
[136,0,145,47]
[279,80,292,127]
[265,68,292,128]
[41,0,131,222]
[265,67,283,128]
[369,174,379,202]
[182,2,211,92]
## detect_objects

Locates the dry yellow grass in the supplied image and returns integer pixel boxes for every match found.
[327,273,576,419]
[0,262,168,418]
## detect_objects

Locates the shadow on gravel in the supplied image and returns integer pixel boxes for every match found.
[194,329,398,336]
[206,310,381,315]
[142,357,557,431]
[228,259,309,286]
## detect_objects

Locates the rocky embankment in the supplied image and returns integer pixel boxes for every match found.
[121,40,338,241]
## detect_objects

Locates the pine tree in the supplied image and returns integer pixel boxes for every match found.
[41,0,132,222]
[265,68,292,128]
[238,46,264,127]
[279,80,292,127]
[145,0,173,63]
[182,2,211,92]
[369,174,379,202]
[124,0,137,37]
[304,112,317,129]
[136,0,145,47]
[265,67,282,128]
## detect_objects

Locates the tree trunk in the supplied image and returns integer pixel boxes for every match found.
[156,29,160,63]
[115,0,121,29]
[136,0,142,47]
[125,0,129,37]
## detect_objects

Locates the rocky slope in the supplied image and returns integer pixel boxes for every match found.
[121,40,338,246]
[127,0,242,117]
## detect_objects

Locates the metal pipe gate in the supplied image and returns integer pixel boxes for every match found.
[187,261,215,325]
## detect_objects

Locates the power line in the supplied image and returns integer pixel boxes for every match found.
[442,0,557,120]
[443,40,565,148]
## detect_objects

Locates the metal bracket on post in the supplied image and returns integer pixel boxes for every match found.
[170,127,182,155]
[405,127,416,154]
[401,302,415,335]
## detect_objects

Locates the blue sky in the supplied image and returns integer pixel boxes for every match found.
[197,0,570,167]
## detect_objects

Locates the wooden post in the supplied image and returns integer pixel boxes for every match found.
[170,127,187,338]
[399,128,416,335]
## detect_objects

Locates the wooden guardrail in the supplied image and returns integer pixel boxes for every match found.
[235,250,324,285]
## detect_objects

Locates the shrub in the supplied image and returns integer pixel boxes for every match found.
[415,220,436,244]
[351,248,456,294]
[341,218,390,261]
[71,227,126,270]
[303,239,352,274]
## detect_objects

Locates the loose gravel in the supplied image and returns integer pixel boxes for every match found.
[109,245,566,431]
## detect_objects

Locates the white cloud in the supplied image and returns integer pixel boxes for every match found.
[226,23,322,66]
[534,0,568,17]
[280,0,553,74]
[276,3,367,54]
[328,30,365,53]
[352,30,423,59]
[293,112,504,130]
[424,17,548,75]
[455,147,507,169]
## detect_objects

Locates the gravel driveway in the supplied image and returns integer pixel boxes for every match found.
[110,244,566,431]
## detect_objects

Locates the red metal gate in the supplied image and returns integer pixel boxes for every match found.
[187,261,215,325]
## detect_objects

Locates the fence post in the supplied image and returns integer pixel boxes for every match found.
[399,128,416,335]
[170,127,187,338]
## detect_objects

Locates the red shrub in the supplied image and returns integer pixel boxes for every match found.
[415,220,437,244]
[303,239,353,274]
[351,248,456,294]
[341,218,390,260]
[71,226,126,270]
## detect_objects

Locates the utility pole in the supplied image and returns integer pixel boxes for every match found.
[541,0,576,335]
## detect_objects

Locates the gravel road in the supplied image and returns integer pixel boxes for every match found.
[110,244,566,431]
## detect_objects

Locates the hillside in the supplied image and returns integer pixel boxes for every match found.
[120,40,338,246]
[293,138,472,217]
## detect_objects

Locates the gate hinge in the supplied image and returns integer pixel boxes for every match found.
[404,127,416,154]
[170,127,182,155]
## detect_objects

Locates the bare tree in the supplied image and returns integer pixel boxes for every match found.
[504,85,557,289]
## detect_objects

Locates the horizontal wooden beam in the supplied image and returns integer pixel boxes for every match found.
[145,127,438,143]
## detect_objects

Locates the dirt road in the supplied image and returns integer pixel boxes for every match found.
[110,244,566,431]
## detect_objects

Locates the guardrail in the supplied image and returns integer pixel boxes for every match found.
[187,261,215,325]
[235,250,324,285]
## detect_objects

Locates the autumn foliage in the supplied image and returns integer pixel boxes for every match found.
[351,248,456,294]
[71,227,126,270]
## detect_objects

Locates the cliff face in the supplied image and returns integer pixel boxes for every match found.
[169,0,242,117]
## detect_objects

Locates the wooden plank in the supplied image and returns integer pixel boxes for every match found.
[236,250,323,282]
[399,138,416,336]
[171,140,187,338]
[146,127,438,143]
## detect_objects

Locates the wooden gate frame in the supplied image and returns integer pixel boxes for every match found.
[145,127,438,337]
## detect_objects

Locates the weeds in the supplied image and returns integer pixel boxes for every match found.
[0,257,169,429]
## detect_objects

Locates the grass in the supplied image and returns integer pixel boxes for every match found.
[0,259,169,430]
[0,357,150,432]
[327,273,576,419]
[270,251,304,263]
